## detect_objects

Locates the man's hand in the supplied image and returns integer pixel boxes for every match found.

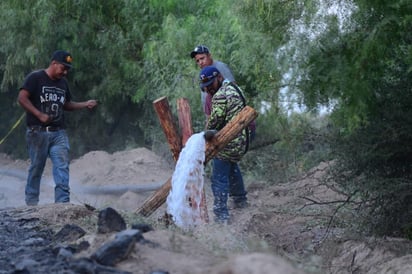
[204,130,218,141]
[86,100,98,109]
[38,113,52,124]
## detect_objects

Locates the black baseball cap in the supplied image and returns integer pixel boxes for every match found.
[51,50,73,68]
[190,45,210,58]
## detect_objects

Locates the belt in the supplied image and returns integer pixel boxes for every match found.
[29,126,62,132]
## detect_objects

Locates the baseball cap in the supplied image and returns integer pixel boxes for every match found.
[51,50,73,68]
[199,66,220,88]
[190,45,210,58]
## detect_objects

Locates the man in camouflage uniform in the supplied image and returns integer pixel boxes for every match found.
[199,66,249,224]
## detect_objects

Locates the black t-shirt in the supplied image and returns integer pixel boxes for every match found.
[20,70,72,128]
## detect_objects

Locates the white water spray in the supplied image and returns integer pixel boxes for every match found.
[166,132,206,229]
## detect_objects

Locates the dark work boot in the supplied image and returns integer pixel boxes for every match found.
[231,194,248,209]
[233,200,249,209]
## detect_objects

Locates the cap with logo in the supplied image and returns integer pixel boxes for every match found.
[199,66,220,88]
[51,50,73,68]
[190,45,210,58]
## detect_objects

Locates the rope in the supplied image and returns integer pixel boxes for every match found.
[0,112,25,145]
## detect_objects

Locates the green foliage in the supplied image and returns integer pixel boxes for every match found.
[1,0,290,159]
[319,0,412,236]
[294,0,412,130]
[235,0,412,237]
[0,92,26,157]
[331,115,412,236]
[242,112,333,184]
[0,0,165,157]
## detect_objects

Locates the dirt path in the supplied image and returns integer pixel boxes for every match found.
[1,151,411,274]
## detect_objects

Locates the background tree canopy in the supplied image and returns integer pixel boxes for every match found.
[0,0,284,157]
[1,0,411,237]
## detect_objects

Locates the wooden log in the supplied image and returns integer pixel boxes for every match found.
[177,98,193,146]
[137,179,172,217]
[136,106,259,217]
[153,96,182,161]
[204,106,258,162]
[177,98,209,223]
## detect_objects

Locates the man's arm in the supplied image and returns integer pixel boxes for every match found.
[64,100,98,111]
[17,89,51,124]
[207,92,227,131]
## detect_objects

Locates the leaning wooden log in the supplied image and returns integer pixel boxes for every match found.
[136,106,259,217]
[153,96,182,161]
[177,98,209,223]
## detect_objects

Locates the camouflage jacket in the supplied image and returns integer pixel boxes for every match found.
[207,81,247,162]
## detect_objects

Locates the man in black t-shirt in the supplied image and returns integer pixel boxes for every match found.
[18,50,98,206]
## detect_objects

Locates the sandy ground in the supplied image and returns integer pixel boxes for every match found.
[1,149,412,274]
[0,148,171,210]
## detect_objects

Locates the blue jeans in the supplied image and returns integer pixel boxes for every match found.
[211,158,247,221]
[25,129,70,205]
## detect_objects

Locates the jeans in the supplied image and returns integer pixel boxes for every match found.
[211,158,247,221]
[25,129,70,205]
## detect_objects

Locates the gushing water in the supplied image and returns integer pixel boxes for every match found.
[166,132,206,229]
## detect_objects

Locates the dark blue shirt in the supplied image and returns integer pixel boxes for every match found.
[20,70,71,128]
